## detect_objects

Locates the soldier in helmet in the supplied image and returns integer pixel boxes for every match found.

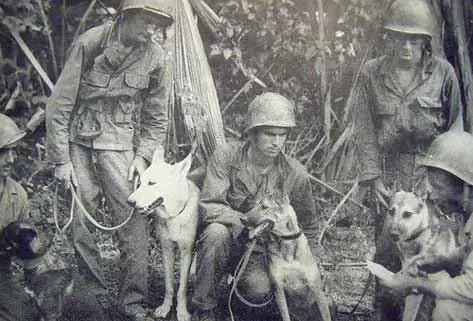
[0,114,41,320]
[191,93,319,321]
[353,0,464,320]
[45,1,173,319]
[374,131,473,321]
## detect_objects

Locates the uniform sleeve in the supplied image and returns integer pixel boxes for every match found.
[199,147,245,239]
[136,52,171,162]
[15,185,29,221]
[433,252,473,304]
[45,41,86,165]
[442,63,464,132]
[354,64,382,183]
[290,169,316,229]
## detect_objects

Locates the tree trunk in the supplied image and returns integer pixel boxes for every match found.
[441,0,473,132]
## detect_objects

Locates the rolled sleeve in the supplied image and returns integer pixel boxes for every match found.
[354,65,382,183]
[136,54,171,162]
[199,147,245,239]
[434,253,473,304]
[290,168,316,229]
[45,42,85,164]
[443,63,464,132]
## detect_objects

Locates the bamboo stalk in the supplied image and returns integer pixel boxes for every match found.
[221,77,254,115]
[316,122,353,174]
[36,0,58,79]
[319,262,367,268]
[60,0,67,68]
[4,82,21,112]
[318,181,358,244]
[309,174,366,209]
[73,0,98,41]
[6,26,54,91]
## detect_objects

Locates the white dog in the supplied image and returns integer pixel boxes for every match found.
[127,146,199,321]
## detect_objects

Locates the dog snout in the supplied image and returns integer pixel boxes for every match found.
[127,198,136,206]
[389,230,400,242]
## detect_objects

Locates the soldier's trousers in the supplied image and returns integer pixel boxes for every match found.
[70,143,149,307]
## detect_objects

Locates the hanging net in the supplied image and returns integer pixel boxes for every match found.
[165,0,226,165]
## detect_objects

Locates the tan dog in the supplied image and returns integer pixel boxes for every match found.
[386,191,461,321]
[244,196,332,321]
[387,191,460,276]
[127,147,199,321]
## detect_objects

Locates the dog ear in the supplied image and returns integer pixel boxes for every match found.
[412,179,432,202]
[412,184,430,202]
[177,151,193,176]
[152,146,166,164]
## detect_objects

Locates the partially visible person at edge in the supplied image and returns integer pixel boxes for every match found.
[0,114,40,321]
[191,92,326,321]
[353,0,465,320]
[45,0,173,320]
[375,131,473,321]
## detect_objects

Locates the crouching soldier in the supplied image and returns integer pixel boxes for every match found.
[0,114,40,320]
[376,131,473,320]
[191,92,323,321]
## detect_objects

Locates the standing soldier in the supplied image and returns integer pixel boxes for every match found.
[45,1,173,319]
[354,0,464,320]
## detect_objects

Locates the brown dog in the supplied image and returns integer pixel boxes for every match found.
[387,191,461,276]
[243,195,332,321]
[386,191,462,321]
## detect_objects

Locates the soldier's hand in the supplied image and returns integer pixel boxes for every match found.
[128,155,148,182]
[373,178,391,208]
[54,162,78,189]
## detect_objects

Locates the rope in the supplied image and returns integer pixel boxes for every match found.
[53,177,138,233]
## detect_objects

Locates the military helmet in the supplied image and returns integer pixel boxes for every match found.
[245,92,297,133]
[420,131,473,186]
[0,114,26,150]
[384,0,433,37]
[121,0,174,27]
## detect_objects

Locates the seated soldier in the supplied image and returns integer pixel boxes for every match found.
[191,93,319,321]
[0,114,40,320]
[376,131,473,321]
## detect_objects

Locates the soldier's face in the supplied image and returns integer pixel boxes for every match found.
[0,146,17,178]
[252,126,289,159]
[122,11,167,44]
[389,32,425,65]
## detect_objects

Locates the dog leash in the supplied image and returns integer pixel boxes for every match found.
[228,221,276,321]
[54,178,138,233]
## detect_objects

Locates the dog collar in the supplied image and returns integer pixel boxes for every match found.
[271,224,303,240]
[404,224,440,242]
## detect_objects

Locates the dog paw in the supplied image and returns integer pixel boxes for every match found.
[153,304,172,319]
[176,310,191,321]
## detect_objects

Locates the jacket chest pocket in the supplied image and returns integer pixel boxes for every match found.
[124,72,150,90]
[83,70,111,88]
[411,96,446,141]
[375,102,400,148]
[113,72,150,126]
